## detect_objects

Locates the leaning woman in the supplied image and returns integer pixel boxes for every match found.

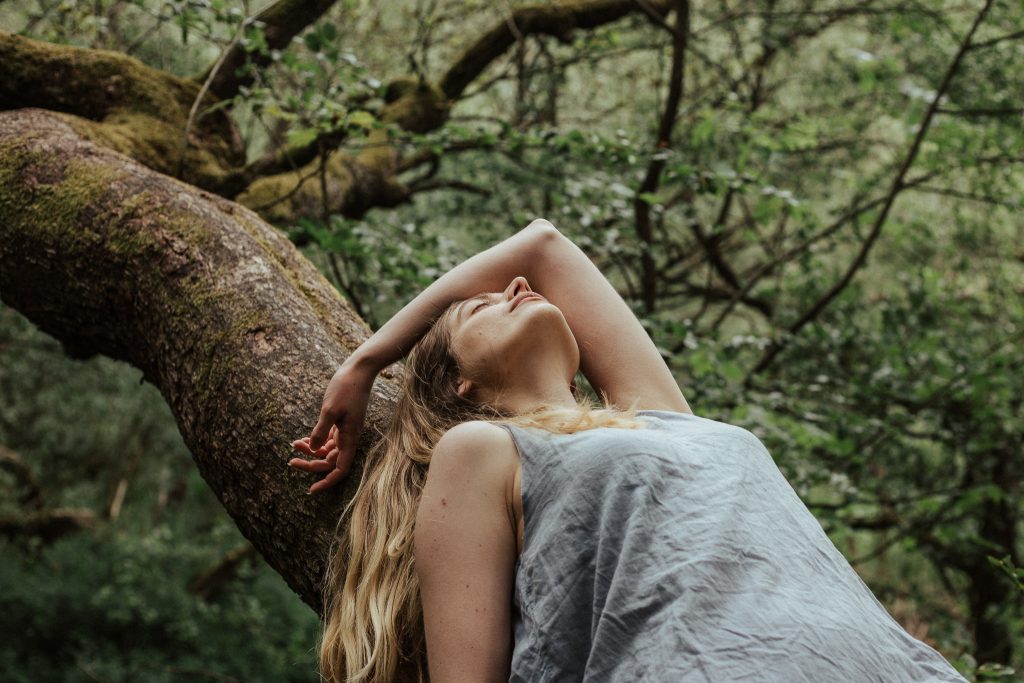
[290,219,967,683]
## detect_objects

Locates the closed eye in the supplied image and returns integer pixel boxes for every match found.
[472,301,489,314]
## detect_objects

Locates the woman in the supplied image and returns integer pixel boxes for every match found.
[291,219,967,682]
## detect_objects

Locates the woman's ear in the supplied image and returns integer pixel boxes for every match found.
[456,377,474,398]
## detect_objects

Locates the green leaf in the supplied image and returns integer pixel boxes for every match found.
[286,127,319,148]
[637,192,666,206]
[720,361,744,383]
[347,110,376,131]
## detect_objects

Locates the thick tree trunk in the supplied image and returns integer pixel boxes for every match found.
[0,108,403,612]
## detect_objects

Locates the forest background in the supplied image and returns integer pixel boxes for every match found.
[0,0,1021,681]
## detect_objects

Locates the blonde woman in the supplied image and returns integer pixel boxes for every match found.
[290,219,966,682]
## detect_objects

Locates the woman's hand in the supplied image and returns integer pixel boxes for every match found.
[290,359,378,494]
[290,425,345,493]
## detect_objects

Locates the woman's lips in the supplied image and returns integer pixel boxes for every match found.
[511,294,544,311]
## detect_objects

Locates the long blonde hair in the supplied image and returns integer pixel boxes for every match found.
[318,299,648,682]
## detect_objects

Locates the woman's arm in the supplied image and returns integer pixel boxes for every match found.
[302,219,554,454]
[414,422,517,682]
[527,221,692,414]
[346,219,554,373]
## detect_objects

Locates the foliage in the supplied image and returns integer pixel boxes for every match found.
[0,306,320,682]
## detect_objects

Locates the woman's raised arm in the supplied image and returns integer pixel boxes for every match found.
[341,219,554,376]
[528,221,691,414]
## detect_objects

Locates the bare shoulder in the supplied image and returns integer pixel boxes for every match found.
[438,418,509,440]
[432,421,519,470]
[434,420,517,458]
[431,421,520,509]
[423,419,520,540]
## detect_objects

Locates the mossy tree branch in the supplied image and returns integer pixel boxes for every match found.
[1,1,673,226]
[0,108,404,612]
[0,30,245,191]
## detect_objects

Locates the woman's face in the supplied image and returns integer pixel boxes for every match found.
[448,276,579,400]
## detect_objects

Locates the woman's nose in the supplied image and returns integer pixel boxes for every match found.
[505,276,532,300]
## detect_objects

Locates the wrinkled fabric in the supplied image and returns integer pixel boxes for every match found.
[495,410,967,683]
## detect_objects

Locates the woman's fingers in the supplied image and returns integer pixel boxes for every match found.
[288,457,335,473]
[291,436,334,457]
[309,467,348,494]
[308,413,337,451]
[335,422,360,470]
[293,401,368,493]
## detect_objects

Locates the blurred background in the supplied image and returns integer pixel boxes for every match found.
[0,0,1020,681]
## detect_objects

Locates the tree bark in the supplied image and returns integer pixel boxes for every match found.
[0,108,403,612]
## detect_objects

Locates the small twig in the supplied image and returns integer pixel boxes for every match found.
[176,3,253,179]
[967,28,1024,51]
[246,164,323,212]
[405,178,492,196]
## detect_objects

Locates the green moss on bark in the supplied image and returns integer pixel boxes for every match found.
[0,31,244,189]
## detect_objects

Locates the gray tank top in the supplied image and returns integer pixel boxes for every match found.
[495,409,966,682]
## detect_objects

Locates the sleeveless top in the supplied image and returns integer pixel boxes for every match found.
[494,409,967,682]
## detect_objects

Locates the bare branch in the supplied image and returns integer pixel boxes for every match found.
[936,106,1024,118]
[440,0,673,101]
[967,28,1024,51]
[405,178,493,196]
[633,0,689,314]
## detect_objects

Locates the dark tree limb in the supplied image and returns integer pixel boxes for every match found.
[0,109,403,612]
[196,0,342,102]
[188,542,260,601]
[0,507,96,543]
[439,0,673,101]
[632,0,688,314]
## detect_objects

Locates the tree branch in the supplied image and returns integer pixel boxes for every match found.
[0,109,402,612]
[196,0,342,102]
[633,0,688,314]
[440,0,673,101]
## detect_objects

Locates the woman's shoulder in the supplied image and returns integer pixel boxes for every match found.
[439,419,514,444]
[433,421,521,524]
[434,420,520,464]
